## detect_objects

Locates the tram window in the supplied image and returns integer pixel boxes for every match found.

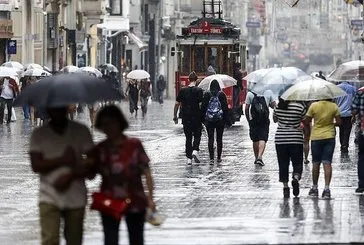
[193,47,205,73]
[207,47,218,72]
[221,46,229,74]
[182,46,190,74]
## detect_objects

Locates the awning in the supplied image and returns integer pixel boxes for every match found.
[128,32,148,52]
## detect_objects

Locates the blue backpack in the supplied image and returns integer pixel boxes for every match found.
[205,92,223,122]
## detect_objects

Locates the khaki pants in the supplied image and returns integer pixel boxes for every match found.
[39,203,85,245]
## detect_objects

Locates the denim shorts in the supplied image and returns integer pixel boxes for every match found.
[311,138,336,164]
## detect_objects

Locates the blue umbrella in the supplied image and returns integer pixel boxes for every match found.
[14,74,123,108]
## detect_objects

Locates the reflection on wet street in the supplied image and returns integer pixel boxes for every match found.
[0,101,364,244]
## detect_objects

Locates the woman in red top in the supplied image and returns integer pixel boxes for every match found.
[93,105,156,245]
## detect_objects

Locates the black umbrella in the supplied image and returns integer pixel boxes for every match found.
[14,74,123,108]
[99,63,119,73]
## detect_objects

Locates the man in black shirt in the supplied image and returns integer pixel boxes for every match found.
[173,72,203,165]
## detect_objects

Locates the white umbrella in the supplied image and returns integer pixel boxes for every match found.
[244,68,275,84]
[127,69,150,80]
[198,74,237,90]
[23,68,51,77]
[281,77,346,101]
[80,66,103,77]
[60,65,80,73]
[327,60,364,82]
[43,66,51,72]
[0,67,20,77]
[1,61,24,70]
[245,67,309,96]
[25,63,43,70]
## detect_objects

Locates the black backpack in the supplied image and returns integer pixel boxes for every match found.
[250,92,269,123]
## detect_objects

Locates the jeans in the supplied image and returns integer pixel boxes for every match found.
[183,124,202,159]
[206,122,224,160]
[39,203,85,245]
[275,144,303,183]
[311,138,336,164]
[23,105,30,119]
[339,116,352,150]
[101,211,146,245]
[158,90,164,104]
[140,96,148,114]
[0,97,13,123]
[129,96,138,114]
[358,134,364,188]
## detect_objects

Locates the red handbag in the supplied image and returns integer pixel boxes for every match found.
[91,192,131,221]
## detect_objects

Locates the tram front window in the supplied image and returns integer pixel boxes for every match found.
[207,47,218,73]
[193,47,205,73]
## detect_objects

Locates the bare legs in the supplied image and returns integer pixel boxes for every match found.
[312,163,332,187]
[253,141,267,160]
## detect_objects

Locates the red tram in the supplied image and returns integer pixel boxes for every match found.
[171,0,248,123]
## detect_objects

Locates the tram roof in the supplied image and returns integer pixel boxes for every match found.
[177,17,241,40]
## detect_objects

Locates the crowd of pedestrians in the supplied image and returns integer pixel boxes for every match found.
[7,63,364,244]
[173,70,364,201]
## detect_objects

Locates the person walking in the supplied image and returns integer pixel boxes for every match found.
[201,80,231,165]
[156,75,166,105]
[336,81,356,153]
[20,76,31,120]
[245,89,276,166]
[126,80,139,117]
[174,71,204,165]
[352,87,364,193]
[29,106,94,245]
[305,99,341,199]
[273,98,307,198]
[0,76,19,124]
[139,79,151,118]
[92,105,156,245]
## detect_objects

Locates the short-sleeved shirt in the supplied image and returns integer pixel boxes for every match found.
[29,121,94,209]
[336,82,356,117]
[245,90,274,120]
[352,87,364,119]
[94,137,150,212]
[176,85,203,126]
[306,101,340,141]
[274,102,307,144]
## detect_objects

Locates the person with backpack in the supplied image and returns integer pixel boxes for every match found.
[174,72,204,165]
[201,80,231,165]
[245,89,276,166]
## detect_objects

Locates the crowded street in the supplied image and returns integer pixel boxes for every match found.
[0,101,363,244]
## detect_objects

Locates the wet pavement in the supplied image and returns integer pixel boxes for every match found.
[0,101,364,244]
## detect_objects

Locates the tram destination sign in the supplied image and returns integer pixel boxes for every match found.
[189,20,223,34]
[189,27,222,34]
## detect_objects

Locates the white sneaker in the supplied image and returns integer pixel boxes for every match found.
[187,158,192,165]
[192,150,200,163]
